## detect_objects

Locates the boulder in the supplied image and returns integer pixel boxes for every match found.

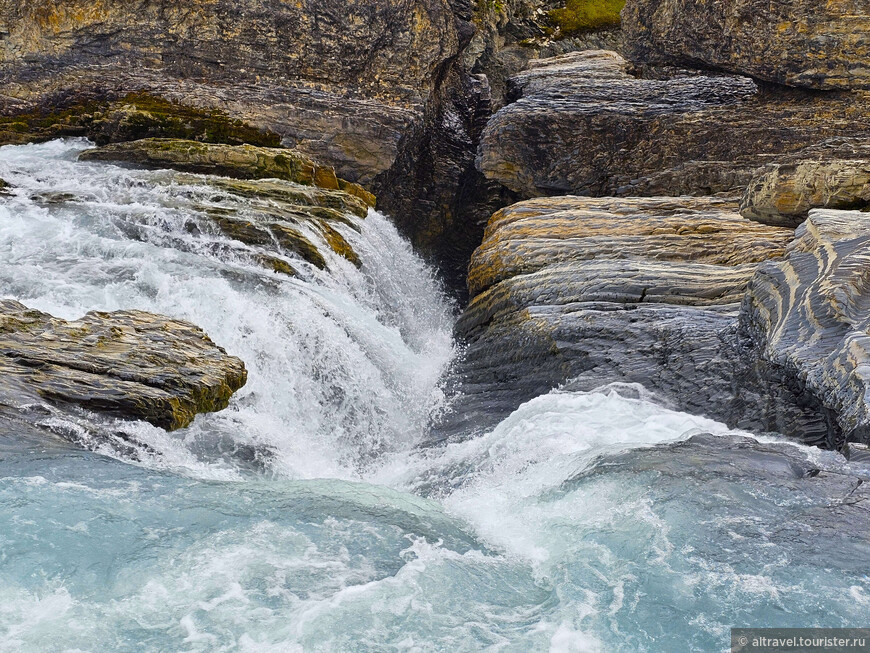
[740,160,870,227]
[477,51,870,200]
[0,300,247,430]
[622,0,870,91]
[446,195,870,448]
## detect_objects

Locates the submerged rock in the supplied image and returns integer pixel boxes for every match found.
[584,432,870,551]
[622,0,870,91]
[477,51,870,200]
[741,159,870,227]
[0,300,247,430]
[77,146,371,273]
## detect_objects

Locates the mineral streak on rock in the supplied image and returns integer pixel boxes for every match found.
[0,299,247,430]
[477,51,870,200]
[622,0,870,91]
[741,209,870,446]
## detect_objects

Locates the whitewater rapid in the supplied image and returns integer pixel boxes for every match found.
[0,140,868,652]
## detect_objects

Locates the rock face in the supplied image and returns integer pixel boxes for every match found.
[447,196,870,448]
[741,159,870,227]
[622,0,870,91]
[0,299,247,430]
[445,195,794,438]
[477,51,870,200]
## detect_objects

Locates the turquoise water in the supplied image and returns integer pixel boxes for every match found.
[0,141,868,652]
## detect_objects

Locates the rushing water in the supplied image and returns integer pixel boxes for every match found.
[0,140,868,652]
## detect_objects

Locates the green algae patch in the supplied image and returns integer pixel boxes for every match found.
[0,93,280,148]
[549,0,625,36]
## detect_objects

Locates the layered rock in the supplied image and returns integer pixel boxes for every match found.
[447,195,870,447]
[0,299,247,430]
[741,159,870,227]
[741,209,870,445]
[445,196,795,438]
[622,0,870,91]
[0,0,458,182]
[477,51,870,200]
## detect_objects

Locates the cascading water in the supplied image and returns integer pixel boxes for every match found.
[0,140,868,652]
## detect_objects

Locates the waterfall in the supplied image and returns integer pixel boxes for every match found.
[0,140,867,653]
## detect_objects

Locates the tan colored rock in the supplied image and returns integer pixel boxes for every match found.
[0,299,247,430]
[468,196,794,297]
[740,160,870,227]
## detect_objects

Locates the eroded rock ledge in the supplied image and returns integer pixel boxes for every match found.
[447,196,870,448]
[0,300,247,431]
[79,139,377,207]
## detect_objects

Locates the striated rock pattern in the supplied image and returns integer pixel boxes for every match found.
[79,139,376,207]
[0,299,247,430]
[443,196,796,438]
[467,195,791,297]
[477,51,870,200]
[447,196,870,447]
[622,0,870,91]
[741,209,870,445]
[741,160,870,227]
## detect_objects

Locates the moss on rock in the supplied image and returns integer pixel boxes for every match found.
[548,0,625,36]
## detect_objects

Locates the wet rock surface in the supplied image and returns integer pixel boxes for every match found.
[446,195,870,448]
[78,139,376,206]
[622,0,870,91]
[477,51,870,200]
[0,299,247,431]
